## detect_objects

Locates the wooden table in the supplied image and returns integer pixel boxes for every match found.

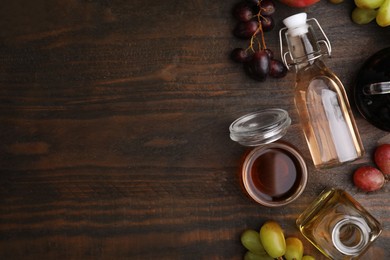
[1,0,389,259]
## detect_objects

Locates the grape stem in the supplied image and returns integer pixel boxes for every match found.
[249,0,267,52]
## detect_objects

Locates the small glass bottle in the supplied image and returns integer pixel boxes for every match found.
[279,13,364,168]
[297,188,382,259]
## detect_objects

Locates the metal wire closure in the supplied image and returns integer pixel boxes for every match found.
[279,18,332,70]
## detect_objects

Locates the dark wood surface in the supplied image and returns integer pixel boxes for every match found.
[1,0,389,259]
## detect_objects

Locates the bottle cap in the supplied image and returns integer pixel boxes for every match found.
[229,108,291,146]
[283,12,309,37]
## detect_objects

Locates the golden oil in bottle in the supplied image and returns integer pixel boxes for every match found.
[297,188,382,259]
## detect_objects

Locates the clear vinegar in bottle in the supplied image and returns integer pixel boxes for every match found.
[279,13,364,168]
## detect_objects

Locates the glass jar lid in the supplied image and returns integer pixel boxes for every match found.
[229,108,291,146]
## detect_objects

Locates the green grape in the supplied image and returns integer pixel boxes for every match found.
[284,237,304,260]
[259,221,286,258]
[302,255,316,260]
[377,0,390,27]
[244,251,274,260]
[354,0,384,9]
[241,229,267,255]
[352,7,377,24]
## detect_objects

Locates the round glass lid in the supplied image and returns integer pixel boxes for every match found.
[229,108,291,146]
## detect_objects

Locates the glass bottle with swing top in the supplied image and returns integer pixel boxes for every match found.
[279,13,364,168]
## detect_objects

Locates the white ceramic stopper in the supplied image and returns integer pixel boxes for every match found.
[283,13,309,37]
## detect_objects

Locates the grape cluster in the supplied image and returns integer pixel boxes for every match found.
[241,221,315,260]
[352,0,390,27]
[230,0,288,82]
[329,0,390,27]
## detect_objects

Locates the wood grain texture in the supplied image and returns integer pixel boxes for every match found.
[0,0,389,259]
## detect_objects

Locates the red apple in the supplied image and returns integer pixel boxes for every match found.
[278,0,320,7]
[374,144,390,175]
[353,166,385,192]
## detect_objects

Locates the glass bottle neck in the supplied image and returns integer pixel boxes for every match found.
[332,217,370,256]
[286,25,323,70]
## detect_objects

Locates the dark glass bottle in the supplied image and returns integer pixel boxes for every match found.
[354,47,390,131]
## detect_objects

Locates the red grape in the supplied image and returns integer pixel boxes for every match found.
[269,59,288,78]
[244,50,270,81]
[264,48,274,59]
[261,16,274,32]
[353,166,385,192]
[233,20,259,39]
[260,0,276,16]
[233,2,255,22]
[231,48,252,63]
[374,144,390,175]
